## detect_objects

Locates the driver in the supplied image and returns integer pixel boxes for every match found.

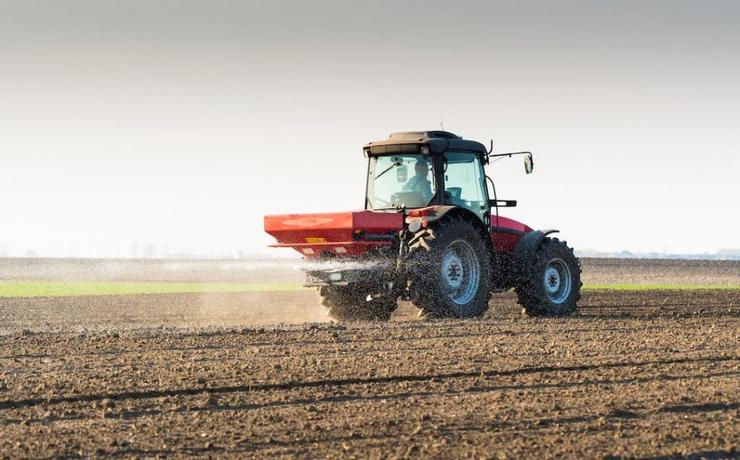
[403,160,433,203]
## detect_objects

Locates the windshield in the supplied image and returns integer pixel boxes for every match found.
[366,154,436,210]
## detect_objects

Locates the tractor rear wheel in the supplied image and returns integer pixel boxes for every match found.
[406,216,492,318]
[319,286,396,322]
[515,237,581,316]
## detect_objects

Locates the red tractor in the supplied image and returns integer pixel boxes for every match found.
[265,131,581,321]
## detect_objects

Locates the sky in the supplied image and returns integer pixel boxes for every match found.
[0,0,738,258]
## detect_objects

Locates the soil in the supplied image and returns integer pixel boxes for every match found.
[0,259,738,458]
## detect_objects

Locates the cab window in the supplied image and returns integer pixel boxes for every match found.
[366,154,436,210]
[443,152,488,220]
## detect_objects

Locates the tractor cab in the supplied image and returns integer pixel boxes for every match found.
[364,131,530,228]
[364,131,489,218]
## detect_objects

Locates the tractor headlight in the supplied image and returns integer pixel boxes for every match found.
[407,219,422,233]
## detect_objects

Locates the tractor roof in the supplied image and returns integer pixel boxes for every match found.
[364,131,487,157]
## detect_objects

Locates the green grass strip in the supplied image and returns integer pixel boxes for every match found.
[0,281,307,298]
[0,281,736,298]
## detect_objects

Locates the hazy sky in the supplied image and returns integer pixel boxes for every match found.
[1,0,738,257]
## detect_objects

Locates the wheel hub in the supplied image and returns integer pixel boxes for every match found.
[542,258,572,304]
[441,253,464,290]
[439,240,480,306]
[545,266,561,293]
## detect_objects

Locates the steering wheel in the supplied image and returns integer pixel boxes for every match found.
[391,191,425,208]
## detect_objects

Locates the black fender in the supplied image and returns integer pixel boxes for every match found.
[512,229,559,278]
[405,205,488,237]
[404,205,493,260]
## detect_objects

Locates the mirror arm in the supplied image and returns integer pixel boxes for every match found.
[488,151,532,159]
[487,151,533,174]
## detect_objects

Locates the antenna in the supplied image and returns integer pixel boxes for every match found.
[440,118,444,131]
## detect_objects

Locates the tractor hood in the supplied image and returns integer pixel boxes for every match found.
[264,211,403,257]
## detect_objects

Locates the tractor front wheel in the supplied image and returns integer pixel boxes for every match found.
[319,286,396,322]
[515,237,582,316]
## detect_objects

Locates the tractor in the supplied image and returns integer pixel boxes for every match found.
[264,131,581,321]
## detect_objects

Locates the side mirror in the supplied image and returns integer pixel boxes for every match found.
[396,164,408,182]
[524,153,534,174]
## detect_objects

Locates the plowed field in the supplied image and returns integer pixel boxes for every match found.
[0,258,738,458]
